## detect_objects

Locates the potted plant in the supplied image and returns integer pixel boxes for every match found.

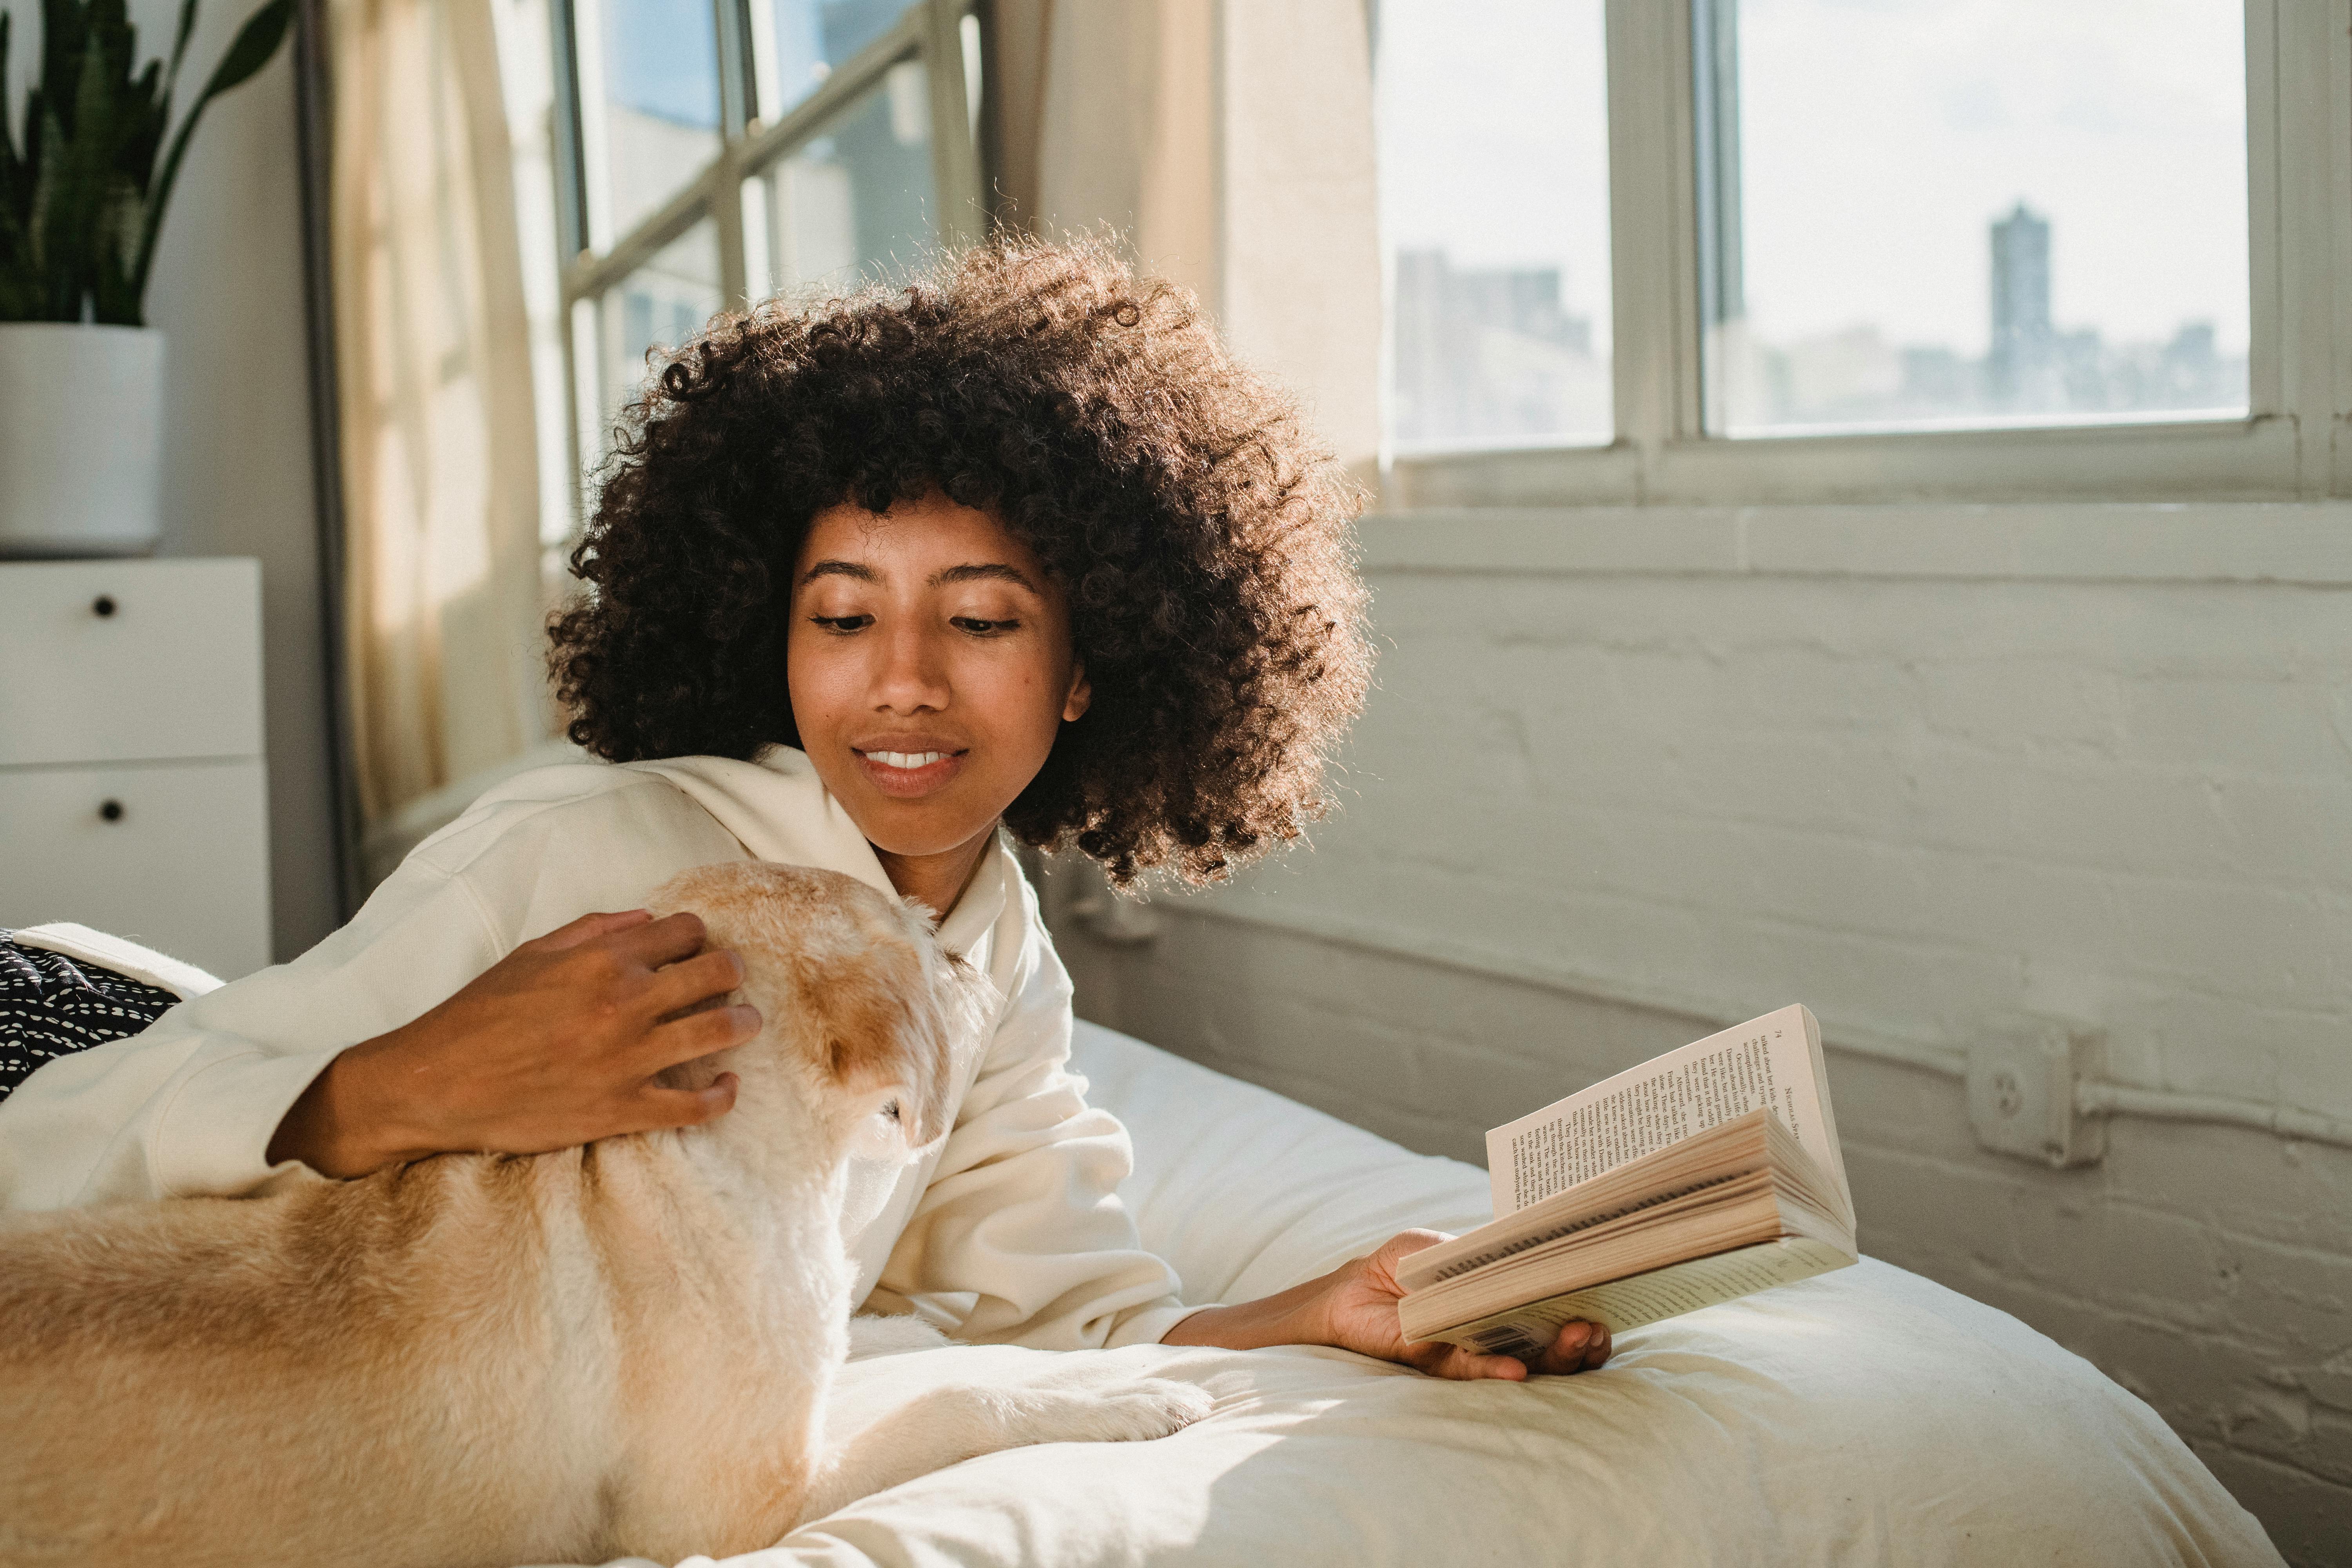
[0,0,293,555]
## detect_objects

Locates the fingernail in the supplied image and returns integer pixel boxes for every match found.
[1564,1323,1593,1347]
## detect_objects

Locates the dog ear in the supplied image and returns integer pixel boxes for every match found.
[815,960,955,1149]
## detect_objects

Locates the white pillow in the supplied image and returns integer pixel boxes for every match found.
[8,922,225,1001]
[643,1024,2280,1568]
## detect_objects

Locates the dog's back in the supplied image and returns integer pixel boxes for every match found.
[0,1147,628,1568]
[0,862,982,1568]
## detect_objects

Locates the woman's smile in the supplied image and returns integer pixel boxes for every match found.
[854,745,969,797]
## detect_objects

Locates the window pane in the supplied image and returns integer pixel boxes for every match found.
[1376,0,1613,451]
[595,219,723,445]
[753,0,918,123]
[746,60,937,299]
[579,0,722,244]
[1703,0,2249,436]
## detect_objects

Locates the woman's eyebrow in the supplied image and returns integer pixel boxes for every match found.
[799,560,879,585]
[932,563,1040,592]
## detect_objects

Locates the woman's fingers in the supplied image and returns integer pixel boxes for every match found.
[1445,1347,1530,1381]
[605,909,711,969]
[640,1002,764,1073]
[642,946,746,1018]
[630,1072,740,1133]
[1524,1320,1611,1376]
[531,907,655,951]
[1425,1321,1613,1381]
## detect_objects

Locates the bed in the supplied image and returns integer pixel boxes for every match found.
[572,1019,2279,1568]
[5,926,2281,1566]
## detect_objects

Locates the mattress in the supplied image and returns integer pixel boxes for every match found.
[580,1020,2281,1568]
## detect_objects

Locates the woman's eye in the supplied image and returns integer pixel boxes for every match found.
[810,614,872,633]
[952,617,1019,635]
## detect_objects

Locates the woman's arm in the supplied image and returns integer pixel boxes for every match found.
[264,908,756,1176]
[1162,1229,1613,1381]
[868,864,1613,1377]
[0,771,758,1210]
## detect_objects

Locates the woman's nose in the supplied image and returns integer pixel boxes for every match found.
[872,622,951,712]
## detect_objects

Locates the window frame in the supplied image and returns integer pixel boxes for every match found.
[1385,0,2352,508]
[549,0,989,522]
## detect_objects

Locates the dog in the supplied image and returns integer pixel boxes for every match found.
[0,862,1209,1568]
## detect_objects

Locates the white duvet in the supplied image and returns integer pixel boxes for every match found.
[563,1022,2279,1568]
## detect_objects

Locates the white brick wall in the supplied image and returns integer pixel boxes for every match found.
[1053,508,2352,1563]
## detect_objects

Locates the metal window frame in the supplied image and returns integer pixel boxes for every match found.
[548,0,990,522]
[1386,0,2352,509]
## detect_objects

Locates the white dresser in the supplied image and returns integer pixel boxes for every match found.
[0,558,274,978]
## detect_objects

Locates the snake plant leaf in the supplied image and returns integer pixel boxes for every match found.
[130,0,292,299]
[164,0,200,102]
[0,16,21,269]
[2,0,291,321]
[36,12,145,322]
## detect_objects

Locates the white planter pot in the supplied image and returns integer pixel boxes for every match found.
[0,323,169,557]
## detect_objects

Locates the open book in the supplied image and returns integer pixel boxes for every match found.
[1395,1004,1857,1359]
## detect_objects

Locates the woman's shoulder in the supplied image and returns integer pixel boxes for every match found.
[402,756,713,879]
[392,748,893,935]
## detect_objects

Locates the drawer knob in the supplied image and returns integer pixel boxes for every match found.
[92,595,118,618]
[98,799,125,822]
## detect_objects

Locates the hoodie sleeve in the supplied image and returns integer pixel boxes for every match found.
[0,771,742,1212]
[0,859,505,1211]
[867,873,1203,1350]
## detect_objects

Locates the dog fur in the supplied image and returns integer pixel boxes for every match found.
[0,862,1208,1568]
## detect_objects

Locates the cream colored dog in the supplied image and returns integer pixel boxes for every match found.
[0,862,1208,1568]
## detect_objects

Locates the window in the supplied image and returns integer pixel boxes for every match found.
[1698,0,2249,436]
[1377,0,1613,451]
[1377,0,2341,507]
[745,59,943,299]
[576,0,724,245]
[552,0,988,509]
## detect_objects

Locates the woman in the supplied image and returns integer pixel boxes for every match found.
[0,239,1608,1381]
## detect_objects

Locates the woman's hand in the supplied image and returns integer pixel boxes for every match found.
[266,909,760,1178]
[1163,1229,1613,1381]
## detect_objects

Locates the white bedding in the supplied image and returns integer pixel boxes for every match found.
[589,1021,2279,1568]
[23,923,2277,1564]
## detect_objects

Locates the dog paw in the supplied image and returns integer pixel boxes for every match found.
[1018,1377,1214,1445]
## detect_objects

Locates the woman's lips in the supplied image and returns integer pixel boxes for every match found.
[855,748,967,798]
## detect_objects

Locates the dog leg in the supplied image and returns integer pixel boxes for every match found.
[844,1313,951,1360]
[793,1377,1212,1526]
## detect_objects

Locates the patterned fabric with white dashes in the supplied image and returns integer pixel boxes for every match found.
[0,935,183,1103]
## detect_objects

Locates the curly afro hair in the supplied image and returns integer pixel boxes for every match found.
[548,236,1372,886]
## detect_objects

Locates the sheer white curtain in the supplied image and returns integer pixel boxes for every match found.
[994,0,1382,475]
[995,0,1382,929]
[329,0,551,841]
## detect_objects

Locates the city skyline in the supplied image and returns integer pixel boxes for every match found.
[1377,0,2249,445]
[1719,198,2245,430]
[1394,200,2245,446]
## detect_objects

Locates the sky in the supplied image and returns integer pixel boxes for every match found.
[1377,0,1616,356]
[1376,0,2250,359]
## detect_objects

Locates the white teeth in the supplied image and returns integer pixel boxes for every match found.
[867,750,946,769]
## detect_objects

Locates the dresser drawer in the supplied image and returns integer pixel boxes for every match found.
[0,559,264,766]
[0,759,273,979]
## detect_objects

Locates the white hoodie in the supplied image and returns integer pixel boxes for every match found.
[0,748,1197,1351]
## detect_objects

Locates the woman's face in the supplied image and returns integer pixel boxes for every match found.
[786,492,1091,867]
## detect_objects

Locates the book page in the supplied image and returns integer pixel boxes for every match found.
[1421,1237,1857,1357]
[1485,1004,1850,1225]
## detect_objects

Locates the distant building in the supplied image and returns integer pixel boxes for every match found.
[1988,201,2053,405]
[1391,249,1604,445]
[1780,326,1901,419]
